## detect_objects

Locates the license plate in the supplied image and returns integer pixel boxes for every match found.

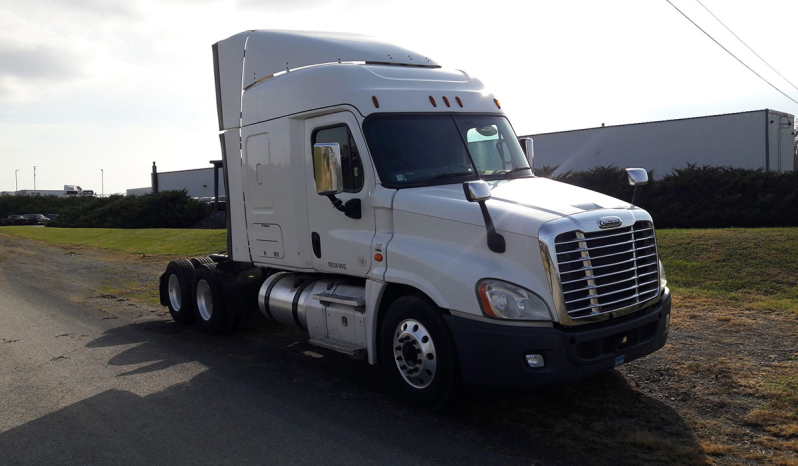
[614,355,625,367]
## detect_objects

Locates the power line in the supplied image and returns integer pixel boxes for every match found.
[695,0,798,93]
[664,0,798,106]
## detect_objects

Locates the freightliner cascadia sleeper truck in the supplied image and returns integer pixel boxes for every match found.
[159,30,671,408]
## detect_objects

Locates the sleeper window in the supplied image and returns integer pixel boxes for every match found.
[312,125,364,192]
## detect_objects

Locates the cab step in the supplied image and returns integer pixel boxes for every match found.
[312,292,365,307]
[308,337,366,359]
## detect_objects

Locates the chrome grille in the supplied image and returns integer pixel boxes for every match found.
[553,221,659,319]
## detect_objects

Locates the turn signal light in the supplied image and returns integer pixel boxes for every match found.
[374,253,383,262]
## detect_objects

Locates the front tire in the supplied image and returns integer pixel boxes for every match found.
[193,263,233,335]
[380,295,461,409]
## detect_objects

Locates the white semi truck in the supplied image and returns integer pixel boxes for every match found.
[159,30,671,408]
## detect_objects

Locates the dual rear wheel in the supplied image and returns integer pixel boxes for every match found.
[163,258,232,334]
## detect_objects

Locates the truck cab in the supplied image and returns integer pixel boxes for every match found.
[160,30,671,408]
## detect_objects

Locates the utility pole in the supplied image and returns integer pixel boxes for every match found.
[101,169,104,197]
[33,166,37,190]
[15,169,19,192]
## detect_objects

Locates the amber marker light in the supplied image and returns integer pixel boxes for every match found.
[429,96,437,107]
[374,253,383,262]
[372,96,380,108]
[477,282,497,317]
[442,96,450,107]
[494,98,501,109]
[455,96,463,107]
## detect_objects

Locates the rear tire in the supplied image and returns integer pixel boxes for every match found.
[189,256,214,269]
[380,295,461,410]
[193,263,233,335]
[164,259,195,324]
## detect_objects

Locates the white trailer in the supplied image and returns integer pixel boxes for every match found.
[16,190,65,197]
[159,30,671,407]
[523,109,796,178]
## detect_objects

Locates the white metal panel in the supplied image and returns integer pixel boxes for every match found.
[241,30,438,89]
[241,117,313,270]
[214,31,250,130]
[524,110,795,178]
[243,63,498,128]
[221,129,250,262]
[769,110,795,172]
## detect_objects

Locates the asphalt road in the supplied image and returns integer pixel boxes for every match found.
[0,237,563,466]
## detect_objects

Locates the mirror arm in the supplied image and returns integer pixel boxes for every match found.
[477,201,506,253]
[326,194,361,220]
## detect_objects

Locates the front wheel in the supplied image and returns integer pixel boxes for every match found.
[380,295,461,409]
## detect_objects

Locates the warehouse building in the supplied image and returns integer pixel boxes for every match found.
[521,109,796,178]
[127,161,226,200]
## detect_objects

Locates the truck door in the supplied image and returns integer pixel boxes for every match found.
[305,112,375,276]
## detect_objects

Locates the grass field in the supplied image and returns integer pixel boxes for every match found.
[0,227,227,257]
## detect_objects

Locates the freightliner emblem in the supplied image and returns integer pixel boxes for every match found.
[598,216,623,229]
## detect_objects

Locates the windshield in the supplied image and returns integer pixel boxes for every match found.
[364,114,531,188]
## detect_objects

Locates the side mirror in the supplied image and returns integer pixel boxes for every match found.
[519,137,534,170]
[463,181,505,253]
[625,168,648,206]
[313,143,343,195]
[625,168,648,186]
[463,180,491,202]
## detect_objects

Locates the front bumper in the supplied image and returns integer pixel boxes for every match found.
[444,287,671,387]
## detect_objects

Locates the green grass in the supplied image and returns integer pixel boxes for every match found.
[657,228,798,313]
[0,227,227,257]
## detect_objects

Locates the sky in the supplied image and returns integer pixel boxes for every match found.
[1,0,796,194]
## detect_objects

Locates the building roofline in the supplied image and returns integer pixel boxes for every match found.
[521,108,795,138]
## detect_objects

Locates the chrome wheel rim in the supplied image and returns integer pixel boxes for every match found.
[393,319,437,389]
[196,279,213,321]
[168,274,182,311]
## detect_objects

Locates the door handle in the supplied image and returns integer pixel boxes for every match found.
[312,232,321,258]
[256,163,263,184]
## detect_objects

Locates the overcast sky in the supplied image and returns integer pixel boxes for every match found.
[1,0,796,194]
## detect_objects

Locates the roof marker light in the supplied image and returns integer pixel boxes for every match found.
[442,96,450,107]
[429,96,437,107]
[494,98,501,109]
[455,96,463,107]
[372,96,380,108]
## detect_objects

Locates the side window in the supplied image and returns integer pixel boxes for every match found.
[312,125,364,192]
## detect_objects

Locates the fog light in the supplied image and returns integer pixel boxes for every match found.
[525,354,545,368]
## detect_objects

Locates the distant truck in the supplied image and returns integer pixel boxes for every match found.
[64,185,81,197]
[158,31,671,407]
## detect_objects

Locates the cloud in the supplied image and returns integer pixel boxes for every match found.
[0,45,83,81]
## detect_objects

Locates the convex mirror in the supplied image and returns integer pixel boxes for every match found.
[625,168,648,186]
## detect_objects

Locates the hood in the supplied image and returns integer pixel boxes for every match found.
[392,177,632,236]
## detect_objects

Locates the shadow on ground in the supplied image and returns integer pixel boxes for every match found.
[1,321,708,466]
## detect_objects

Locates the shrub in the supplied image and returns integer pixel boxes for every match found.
[535,164,798,229]
[0,190,212,229]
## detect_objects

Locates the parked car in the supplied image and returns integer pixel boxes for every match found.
[23,214,50,225]
[45,214,60,220]
[5,215,29,226]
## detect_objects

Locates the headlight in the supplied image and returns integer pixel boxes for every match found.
[476,279,552,321]
[658,259,667,289]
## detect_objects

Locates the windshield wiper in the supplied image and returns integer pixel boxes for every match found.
[491,167,532,176]
[422,172,476,186]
